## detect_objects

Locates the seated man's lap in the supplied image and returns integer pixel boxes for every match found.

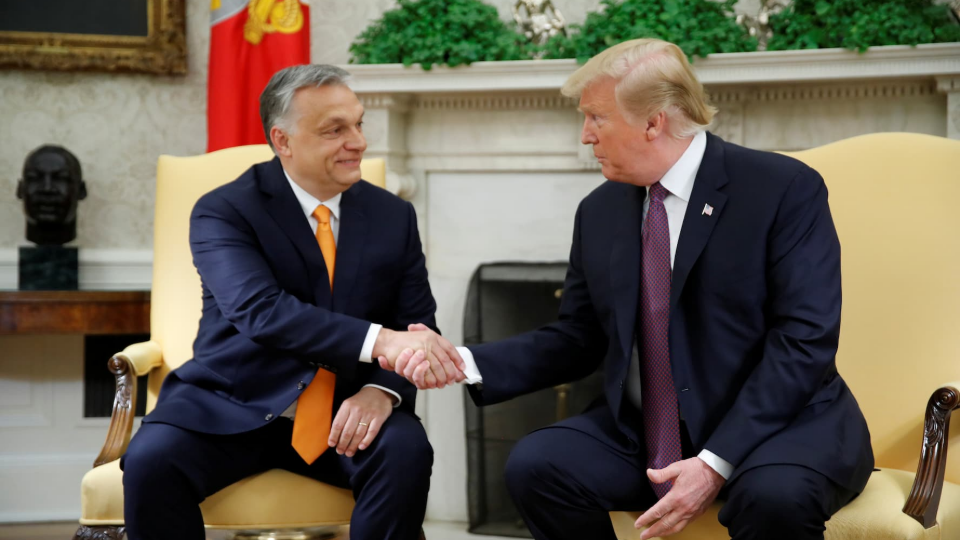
[718,464,857,535]
[287,409,433,492]
[124,410,432,499]
[506,405,657,512]
[122,421,283,502]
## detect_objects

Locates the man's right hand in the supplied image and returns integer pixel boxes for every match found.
[373,327,466,389]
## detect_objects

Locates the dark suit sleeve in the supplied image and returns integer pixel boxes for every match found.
[190,192,369,379]
[363,202,435,406]
[467,203,608,406]
[704,168,842,468]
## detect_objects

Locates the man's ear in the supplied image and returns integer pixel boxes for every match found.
[78,181,88,200]
[645,111,666,140]
[270,126,292,157]
[16,180,23,200]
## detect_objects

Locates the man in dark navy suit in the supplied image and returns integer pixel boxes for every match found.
[389,39,873,540]
[121,65,465,540]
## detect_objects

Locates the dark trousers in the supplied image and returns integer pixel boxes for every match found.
[121,410,431,540]
[505,404,856,540]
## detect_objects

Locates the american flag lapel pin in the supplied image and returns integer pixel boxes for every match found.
[702,203,714,216]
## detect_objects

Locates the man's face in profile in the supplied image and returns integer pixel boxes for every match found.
[18,146,87,225]
[578,77,655,186]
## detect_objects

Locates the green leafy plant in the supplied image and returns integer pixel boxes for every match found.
[349,0,530,69]
[540,0,757,62]
[767,0,960,51]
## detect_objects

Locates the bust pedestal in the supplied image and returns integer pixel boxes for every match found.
[18,246,79,290]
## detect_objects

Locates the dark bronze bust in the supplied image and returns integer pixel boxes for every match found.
[16,145,87,246]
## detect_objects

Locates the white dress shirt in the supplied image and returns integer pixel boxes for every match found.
[458,131,733,480]
[280,170,398,418]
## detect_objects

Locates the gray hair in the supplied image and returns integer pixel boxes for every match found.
[259,64,352,152]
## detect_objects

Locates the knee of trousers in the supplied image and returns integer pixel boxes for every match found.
[121,434,197,501]
[503,433,557,500]
[367,418,434,488]
[720,481,825,532]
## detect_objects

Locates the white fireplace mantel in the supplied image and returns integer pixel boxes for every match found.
[337,43,960,523]
[346,42,960,93]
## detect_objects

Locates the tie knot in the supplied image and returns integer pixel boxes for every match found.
[313,205,331,224]
[649,182,669,204]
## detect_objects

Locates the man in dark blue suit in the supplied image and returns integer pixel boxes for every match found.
[121,65,464,540]
[391,39,873,540]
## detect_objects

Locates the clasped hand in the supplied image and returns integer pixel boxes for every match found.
[374,324,466,389]
[635,457,725,539]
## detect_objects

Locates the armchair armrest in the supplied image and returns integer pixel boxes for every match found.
[902,381,960,528]
[92,341,163,468]
[122,340,163,376]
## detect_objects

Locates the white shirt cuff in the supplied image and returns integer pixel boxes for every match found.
[359,323,382,363]
[457,347,483,385]
[698,449,733,480]
[363,384,402,408]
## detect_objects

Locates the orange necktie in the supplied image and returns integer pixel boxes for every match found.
[291,205,337,464]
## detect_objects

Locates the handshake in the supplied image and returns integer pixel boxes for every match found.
[373,323,467,389]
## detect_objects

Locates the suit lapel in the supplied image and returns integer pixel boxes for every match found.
[670,133,729,310]
[610,184,644,361]
[259,158,332,308]
[332,182,366,312]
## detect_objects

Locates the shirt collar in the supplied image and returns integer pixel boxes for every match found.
[652,130,707,202]
[283,168,342,221]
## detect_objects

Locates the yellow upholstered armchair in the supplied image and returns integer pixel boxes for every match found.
[74,146,387,540]
[612,133,960,540]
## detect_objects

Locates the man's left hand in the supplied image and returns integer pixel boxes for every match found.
[635,457,725,539]
[328,387,395,458]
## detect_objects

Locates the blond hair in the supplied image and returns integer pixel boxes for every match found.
[561,39,716,138]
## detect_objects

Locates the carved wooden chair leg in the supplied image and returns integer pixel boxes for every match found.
[73,524,126,539]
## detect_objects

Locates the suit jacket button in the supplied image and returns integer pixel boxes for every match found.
[298,381,306,390]
[619,380,624,389]
[265,414,274,421]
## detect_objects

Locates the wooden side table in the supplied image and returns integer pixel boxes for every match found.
[0,291,150,335]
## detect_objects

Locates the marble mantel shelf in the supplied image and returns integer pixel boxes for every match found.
[344,43,960,94]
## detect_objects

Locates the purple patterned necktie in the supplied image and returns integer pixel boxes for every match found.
[640,182,682,499]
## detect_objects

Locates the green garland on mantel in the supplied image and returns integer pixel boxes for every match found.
[541,0,757,62]
[348,0,529,69]
[348,0,960,68]
[768,0,960,52]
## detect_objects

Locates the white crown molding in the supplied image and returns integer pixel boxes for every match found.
[390,80,942,111]
[78,249,153,290]
[0,248,152,291]
[415,93,577,110]
[342,43,960,95]
[937,75,960,93]
[709,80,938,103]
[359,93,414,111]
[0,249,16,291]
